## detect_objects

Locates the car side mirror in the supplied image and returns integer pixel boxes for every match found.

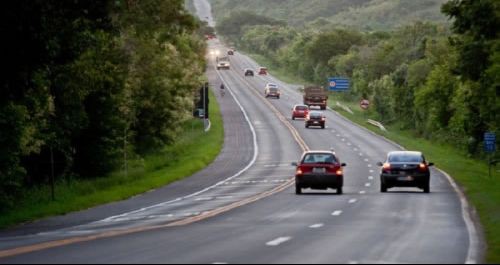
[377,162,384,167]
[291,162,298,167]
[341,163,347,167]
[428,162,434,167]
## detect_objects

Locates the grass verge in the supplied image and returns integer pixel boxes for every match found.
[0,90,224,229]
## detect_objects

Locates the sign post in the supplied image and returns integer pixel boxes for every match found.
[485,132,496,178]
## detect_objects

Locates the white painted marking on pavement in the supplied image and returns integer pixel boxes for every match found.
[332,210,343,216]
[266,237,292,246]
[309,223,324,229]
[349,199,358,204]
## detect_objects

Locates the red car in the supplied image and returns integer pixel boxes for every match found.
[292,105,310,120]
[258,67,268,75]
[293,151,346,195]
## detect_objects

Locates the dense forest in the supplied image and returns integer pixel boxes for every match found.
[0,0,206,211]
[214,0,499,158]
[210,0,449,30]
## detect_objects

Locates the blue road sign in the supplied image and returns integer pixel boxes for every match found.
[329,77,350,91]
[484,132,496,153]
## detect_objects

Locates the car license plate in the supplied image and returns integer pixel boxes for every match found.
[313,168,326,174]
[314,121,319,124]
[398,176,414,181]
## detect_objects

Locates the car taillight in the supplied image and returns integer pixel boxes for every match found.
[336,169,343,176]
[296,167,303,175]
[321,117,326,121]
[419,163,428,172]
[383,163,391,172]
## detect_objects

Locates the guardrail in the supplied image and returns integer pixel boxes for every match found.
[336,101,354,114]
[367,119,387,131]
[204,119,211,132]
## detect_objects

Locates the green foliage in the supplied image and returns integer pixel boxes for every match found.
[211,0,448,30]
[0,0,205,211]
[217,0,498,158]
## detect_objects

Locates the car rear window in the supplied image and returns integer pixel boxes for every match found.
[388,154,423,163]
[302,154,337,164]
[296,106,308,111]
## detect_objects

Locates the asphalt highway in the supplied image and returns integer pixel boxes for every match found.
[0,1,480,263]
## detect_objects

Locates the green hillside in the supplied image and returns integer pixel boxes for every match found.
[210,0,449,30]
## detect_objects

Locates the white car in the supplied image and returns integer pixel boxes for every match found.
[264,83,281,99]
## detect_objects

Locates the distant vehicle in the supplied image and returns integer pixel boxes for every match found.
[244,69,254,76]
[304,86,328,110]
[227,49,234,55]
[258,67,268,75]
[216,56,230,70]
[377,151,434,193]
[305,111,325,129]
[292,105,310,120]
[293,151,346,195]
[264,83,280,99]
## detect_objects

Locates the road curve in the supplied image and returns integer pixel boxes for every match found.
[0,1,481,263]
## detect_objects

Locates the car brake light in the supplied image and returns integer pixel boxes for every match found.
[419,163,428,172]
[321,117,326,121]
[383,163,391,171]
[296,167,303,175]
[336,169,343,176]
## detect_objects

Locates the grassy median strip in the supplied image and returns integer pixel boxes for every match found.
[330,99,499,263]
[0,91,224,229]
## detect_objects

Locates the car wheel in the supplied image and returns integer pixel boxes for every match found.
[381,183,387,193]
[292,116,295,120]
[337,187,343,195]
[305,125,309,128]
[423,183,430,193]
[321,125,325,129]
[295,185,302,195]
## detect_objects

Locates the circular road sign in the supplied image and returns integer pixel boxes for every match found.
[360,99,370,110]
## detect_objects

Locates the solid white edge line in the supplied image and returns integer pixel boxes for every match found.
[99,55,260,223]
[436,168,482,264]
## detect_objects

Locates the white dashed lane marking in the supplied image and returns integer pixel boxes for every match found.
[332,210,343,216]
[266,237,292,246]
[309,223,324,229]
[349,199,358,204]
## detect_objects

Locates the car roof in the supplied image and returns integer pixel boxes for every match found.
[266,83,278,87]
[294,104,308,108]
[388,151,423,157]
[302,151,337,156]
[309,111,323,115]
